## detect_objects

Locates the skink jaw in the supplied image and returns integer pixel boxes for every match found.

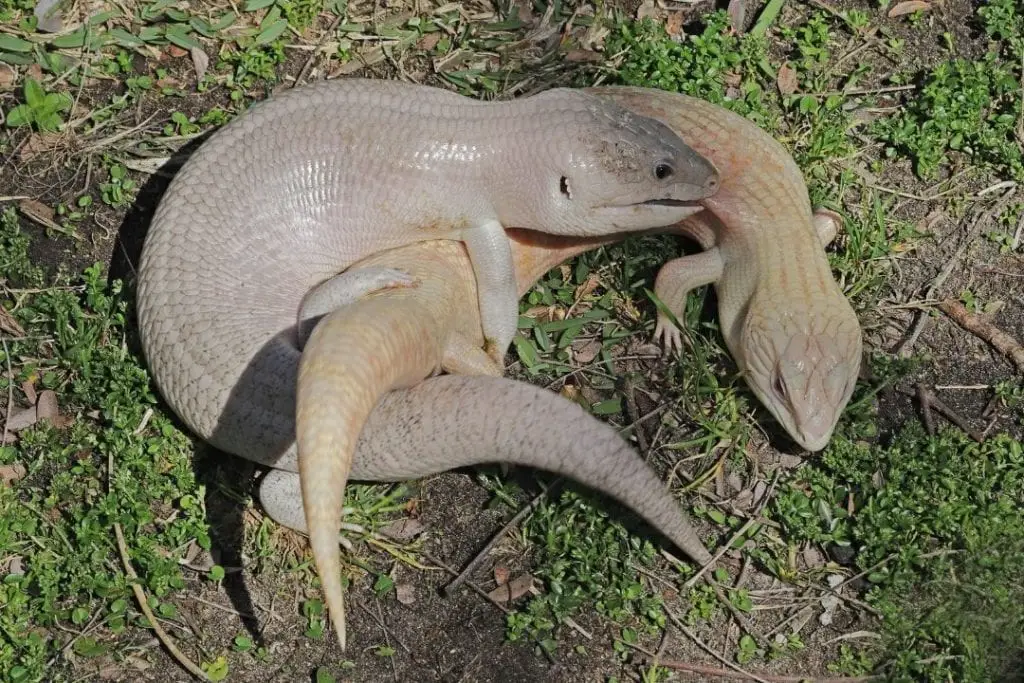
[638,198,706,208]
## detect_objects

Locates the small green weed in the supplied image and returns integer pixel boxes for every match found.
[0,210,210,680]
[603,13,775,128]
[99,161,137,208]
[875,53,1023,181]
[0,207,44,286]
[874,0,1024,181]
[505,487,700,651]
[774,393,1024,680]
[4,77,72,132]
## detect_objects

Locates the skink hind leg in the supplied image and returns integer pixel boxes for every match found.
[297,266,418,348]
[258,470,366,552]
[461,220,518,366]
[651,247,724,354]
[442,334,504,377]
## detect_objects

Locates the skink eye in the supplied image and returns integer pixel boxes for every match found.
[654,162,674,180]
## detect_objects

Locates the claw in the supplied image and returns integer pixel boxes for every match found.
[336,522,364,553]
[653,314,684,357]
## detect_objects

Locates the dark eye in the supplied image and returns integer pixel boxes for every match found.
[654,162,674,180]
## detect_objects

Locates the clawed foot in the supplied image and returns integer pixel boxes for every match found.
[653,315,685,357]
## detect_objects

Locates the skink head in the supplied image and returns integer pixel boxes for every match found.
[529,92,720,236]
[740,298,862,452]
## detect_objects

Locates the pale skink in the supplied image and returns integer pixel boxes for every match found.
[584,87,862,451]
[289,88,862,646]
[136,77,719,466]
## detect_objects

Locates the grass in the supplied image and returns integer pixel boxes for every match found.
[1,0,1023,680]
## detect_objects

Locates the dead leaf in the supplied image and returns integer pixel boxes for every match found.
[35,390,58,421]
[18,198,55,225]
[983,300,1005,317]
[34,0,63,32]
[486,573,534,603]
[802,544,826,569]
[20,380,36,406]
[0,305,25,337]
[564,50,603,63]
[190,47,210,84]
[167,45,188,58]
[95,659,126,680]
[751,479,768,506]
[35,390,72,428]
[777,453,803,469]
[395,583,416,605]
[0,462,26,486]
[25,63,43,82]
[155,77,181,89]
[777,64,798,95]
[522,305,560,323]
[4,554,24,575]
[665,12,685,37]
[124,655,152,672]
[512,0,536,26]
[558,384,590,411]
[5,406,38,434]
[887,0,931,16]
[727,0,747,33]
[123,157,172,175]
[417,33,441,51]
[19,134,59,162]
[493,564,510,586]
[572,339,603,364]
[574,274,601,300]
[635,0,658,20]
[378,517,428,542]
[0,64,15,89]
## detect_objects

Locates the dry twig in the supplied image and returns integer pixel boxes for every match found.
[896,188,1018,357]
[114,523,209,681]
[938,299,1024,374]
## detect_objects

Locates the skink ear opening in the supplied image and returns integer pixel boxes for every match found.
[559,176,572,199]
[772,373,789,403]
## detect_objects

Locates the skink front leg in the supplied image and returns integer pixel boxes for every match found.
[462,220,518,366]
[651,247,724,355]
[811,208,843,247]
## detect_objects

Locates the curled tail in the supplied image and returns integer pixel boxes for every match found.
[351,375,714,566]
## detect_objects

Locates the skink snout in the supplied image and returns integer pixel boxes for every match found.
[793,411,836,453]
[684,154,721,200]
[702,170,721,195]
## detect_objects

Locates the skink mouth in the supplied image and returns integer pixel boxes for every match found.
[637,198,705,208]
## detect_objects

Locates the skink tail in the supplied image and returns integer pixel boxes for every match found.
[296,309,379,652]
[353,375,715,567]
